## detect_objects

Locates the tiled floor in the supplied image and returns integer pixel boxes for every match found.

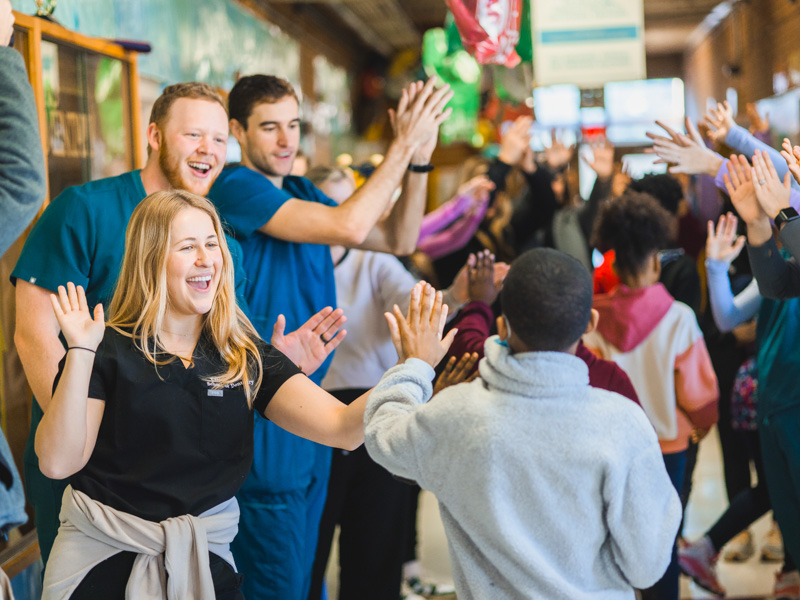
[326,428,783,599]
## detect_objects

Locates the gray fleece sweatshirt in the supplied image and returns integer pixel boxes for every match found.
[365,338,681,600]
[0,47,46,257]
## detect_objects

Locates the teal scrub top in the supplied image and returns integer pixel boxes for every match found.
[12,170,248,312]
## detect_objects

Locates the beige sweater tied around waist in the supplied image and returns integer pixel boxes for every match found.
[42,486,239,600]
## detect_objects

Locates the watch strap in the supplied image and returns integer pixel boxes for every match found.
[408,163,434,173]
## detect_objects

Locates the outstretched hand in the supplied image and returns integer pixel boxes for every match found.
[545,130,574,171]
[751,149,792,219]
[647,117,723,176]
[780,138,800,187]
[497,116,533,166]
[433,352,479,395]
[703,100,734,145]
[467,250,502,306]
[385,282,456,368]
[722,154,764,225]
[271,307,347,376]
[50,282,105,351]
[747,102,769,135]
[706,213,745,265]
[581,139,615,179]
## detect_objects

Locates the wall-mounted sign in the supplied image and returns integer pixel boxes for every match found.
[532,0,645,87]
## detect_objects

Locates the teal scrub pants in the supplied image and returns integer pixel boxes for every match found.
[759,405,800,567]
[233,416,332,600]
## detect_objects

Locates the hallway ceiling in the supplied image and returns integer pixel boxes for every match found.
[258,0,727,57]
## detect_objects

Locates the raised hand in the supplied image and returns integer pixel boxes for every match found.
[780,138,800,186]
[467,250,501,306]
[433,352,479,395]
[704,100,734,145]
[751,149,792,219]
[390,78,454,159]
[648,117,723,176]
[385,282,456,367]
[747,102,769,135]
[706,213,745,265]
[722,154,764,225]
[545,130,574,171]
[582,139,615,179]
[456,175,495,206]
[646,119,692,151]
[497,116,533,166]
[271,307,347,375]
[50,283,105,351]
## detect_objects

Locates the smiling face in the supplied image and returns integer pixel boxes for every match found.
[165,206,223,320]
[232,95,300,184]
[153,98,229,196]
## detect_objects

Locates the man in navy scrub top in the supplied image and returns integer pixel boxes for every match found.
[208,75,452,600]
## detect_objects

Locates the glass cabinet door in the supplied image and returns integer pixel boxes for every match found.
[41,39,134,199]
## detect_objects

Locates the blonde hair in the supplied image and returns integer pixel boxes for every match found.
[108,190,263,405]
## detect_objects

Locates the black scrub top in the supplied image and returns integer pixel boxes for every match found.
[56,326,301,523]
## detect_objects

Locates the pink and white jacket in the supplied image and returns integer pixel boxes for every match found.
[583,283,719,453]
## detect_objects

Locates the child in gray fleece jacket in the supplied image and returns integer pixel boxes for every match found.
[365,248,681,600]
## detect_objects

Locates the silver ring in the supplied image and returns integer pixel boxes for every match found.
[320,333,332,344]
[758,179,767,185]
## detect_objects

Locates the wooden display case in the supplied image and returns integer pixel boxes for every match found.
[0,12,144,580]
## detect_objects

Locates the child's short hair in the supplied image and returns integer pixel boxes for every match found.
[501,248,593,351]
[592,191,672,278]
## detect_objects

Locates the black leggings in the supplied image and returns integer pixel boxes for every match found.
[706,430,784,563]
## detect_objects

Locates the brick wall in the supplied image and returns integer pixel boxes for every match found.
[683,0,799,120]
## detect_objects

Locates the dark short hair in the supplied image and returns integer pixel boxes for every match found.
[627,173,683,215]
[591,191,672,278]
[500,248,593,351]
[228,74,299,129]
[148,82,225,128]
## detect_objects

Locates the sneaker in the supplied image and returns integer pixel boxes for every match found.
[723,530,755,562]
[762,522,785,563]
[400,581,426,600]
[774,569,800,600]
[405,577,456,597]
[678,537,726,597]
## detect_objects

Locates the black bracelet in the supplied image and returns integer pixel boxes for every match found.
[68,346,96,354]
[408,163,434,173]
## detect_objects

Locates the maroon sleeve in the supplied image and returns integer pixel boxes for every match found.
[446,301,493,364]
[577,341,641,406]
[605,366,641,406]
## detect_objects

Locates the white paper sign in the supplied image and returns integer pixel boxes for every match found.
[533,0,645,87]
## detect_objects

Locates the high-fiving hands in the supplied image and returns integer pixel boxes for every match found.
[50,283,105,352]
[751,149,792,220]
[272,307,347,376]
[389,79,454,163]
[385,282,456,367]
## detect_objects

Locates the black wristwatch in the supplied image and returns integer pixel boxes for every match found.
[775,207,800,230]
[408,163,434,173]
